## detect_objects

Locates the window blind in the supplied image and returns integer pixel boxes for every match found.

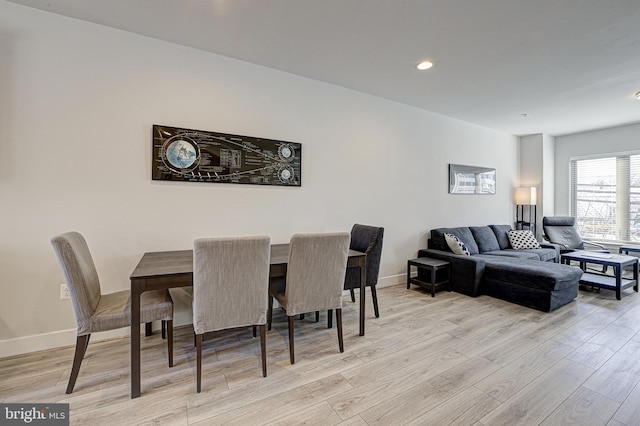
[570,154,640,242]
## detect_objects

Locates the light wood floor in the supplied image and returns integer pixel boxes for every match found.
[2,284,640,425]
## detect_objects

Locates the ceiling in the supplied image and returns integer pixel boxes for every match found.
[8,0,640,136]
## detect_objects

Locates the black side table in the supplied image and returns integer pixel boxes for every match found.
[407,257,451,297]
[619,245,640,256]
[619,245,640,276]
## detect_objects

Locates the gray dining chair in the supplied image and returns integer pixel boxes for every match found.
[50,231,173,394]
[267,232,350,364]
[193,236,271,393]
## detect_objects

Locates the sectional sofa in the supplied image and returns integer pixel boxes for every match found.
[417,225,583,312]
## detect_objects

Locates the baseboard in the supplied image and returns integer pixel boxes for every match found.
[0,324,168,359]
[0,328,113,359]
[1,274,408,358]
[376,273,406,289]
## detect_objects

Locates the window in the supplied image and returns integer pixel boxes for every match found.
[570,153,640,242]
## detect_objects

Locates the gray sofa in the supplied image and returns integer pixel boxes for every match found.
[417,225,583,312]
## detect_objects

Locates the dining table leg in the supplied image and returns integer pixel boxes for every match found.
[131,279,143,398]
[358,257,366,336]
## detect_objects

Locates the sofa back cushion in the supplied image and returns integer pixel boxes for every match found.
[489,224,513,250]
[430,227,479,255]
[470,226,501,253]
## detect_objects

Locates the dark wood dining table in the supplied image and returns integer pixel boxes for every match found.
[128,243,366,398]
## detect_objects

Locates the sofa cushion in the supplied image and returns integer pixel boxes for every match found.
[444,233,470,255]
[477,251,540,261]
[470,226,501,253]
[515,248,557,262]
[431,227,479,255]
[488,225,513,250]
[483,260,582,292]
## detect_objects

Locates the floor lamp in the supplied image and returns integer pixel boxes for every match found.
[514,187,537,238]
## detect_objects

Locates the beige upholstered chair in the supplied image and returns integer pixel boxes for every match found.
[50,231,173,394]
[193,236,271,393]
[267,232,350,364]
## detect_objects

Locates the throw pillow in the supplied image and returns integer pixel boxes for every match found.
[507,230,541,250]
[444,233,470,255]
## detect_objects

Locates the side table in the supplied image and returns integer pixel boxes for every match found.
[407,257,451,297]
[619,245,640,276]
[619,245,640,256]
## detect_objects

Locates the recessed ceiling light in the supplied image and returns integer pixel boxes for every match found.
[416,61,433,71]
[636,91,640,100]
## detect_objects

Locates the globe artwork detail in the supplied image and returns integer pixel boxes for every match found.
[166,139,198,169]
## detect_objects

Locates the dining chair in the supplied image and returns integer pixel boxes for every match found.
[50,231,173,394]
[193,236,271,393]
[343,224,384,319]
[267,232,350,364]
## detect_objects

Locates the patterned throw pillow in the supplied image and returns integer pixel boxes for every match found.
[507,230,541,249]
[444,233,470,255]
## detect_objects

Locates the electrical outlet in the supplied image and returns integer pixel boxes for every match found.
[60,283,70,300]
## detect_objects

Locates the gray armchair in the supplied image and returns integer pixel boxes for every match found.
[51,231,173,394]
[542,216,608,253]
[267,232,350,364]
[193,236,271,392]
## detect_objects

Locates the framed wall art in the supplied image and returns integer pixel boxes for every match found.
[449,163,496,194]
[152,125,301,186]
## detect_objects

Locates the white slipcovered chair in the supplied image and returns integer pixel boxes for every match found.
[192,236,271,393]
[267,232,350,364]
[50,231,173,394]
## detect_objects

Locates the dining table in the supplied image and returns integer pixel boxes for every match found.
[128,243,366,398]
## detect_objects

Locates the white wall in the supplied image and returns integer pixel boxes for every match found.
[518,133,556,240]
[519,135,543,239]
[555,122,640,215]
[542,134,555,217]
[0,2,518,356]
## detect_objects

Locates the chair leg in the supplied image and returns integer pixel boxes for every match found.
[66,334,90,394]
[260,324,267,377]
[161,320,166,339]
[315,311,320,322]
[288,315,295,364]
[371,285,380,318]
[253,325,257,338]
[145,322,153,337]
[196,334,203,393]
[267,295,273,331]
[300,313,305,320]
[350,288,355,303]
[327,309,333,329]
[166,320,173,367]
[336,309,344,353]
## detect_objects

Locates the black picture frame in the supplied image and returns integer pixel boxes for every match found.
[152,125,301,186]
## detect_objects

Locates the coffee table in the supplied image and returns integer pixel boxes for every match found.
[560,251,638,300]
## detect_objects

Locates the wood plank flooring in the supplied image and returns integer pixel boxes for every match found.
[2,284,640,425]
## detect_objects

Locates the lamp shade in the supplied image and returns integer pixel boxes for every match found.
[514,187,537,205]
